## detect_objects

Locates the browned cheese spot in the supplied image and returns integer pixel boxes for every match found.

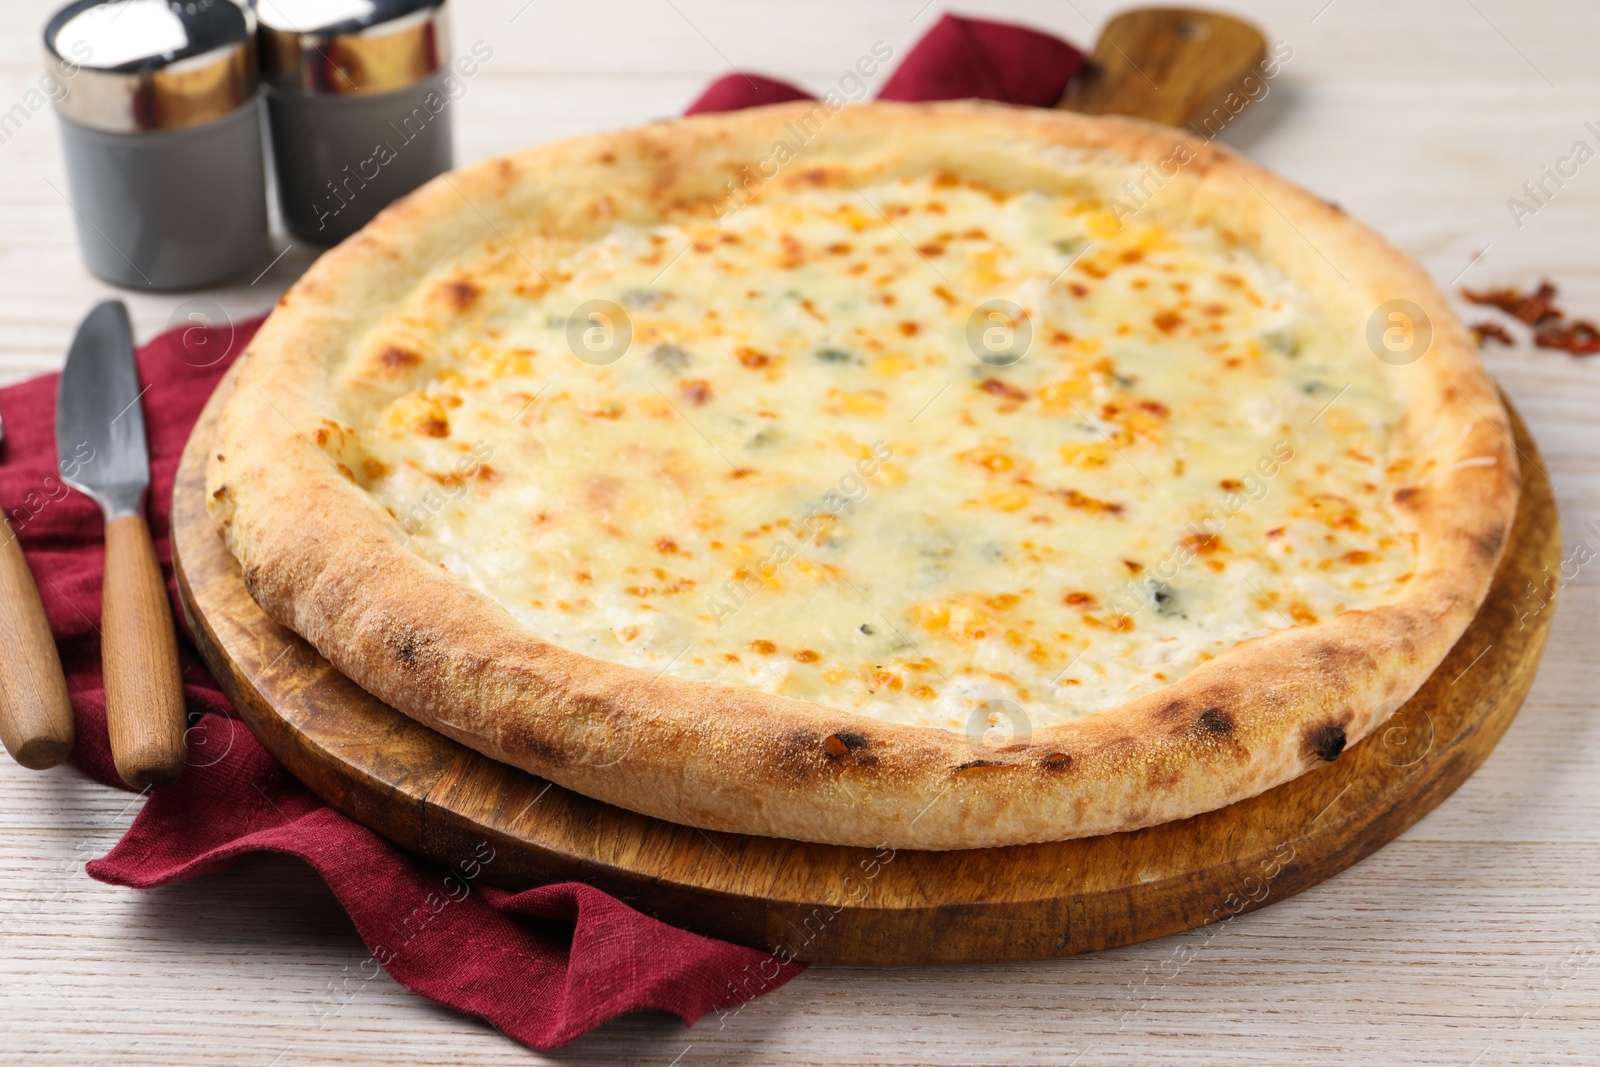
[378,345,422,371]
[439,279,481,313]
[978,377,1029,403]
[680,379,712,405]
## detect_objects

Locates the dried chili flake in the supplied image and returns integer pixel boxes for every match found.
[1460,279,1600,358]
[1462,280,1560,325]
[1470,321,1515,346]
[1533,318,1600,356]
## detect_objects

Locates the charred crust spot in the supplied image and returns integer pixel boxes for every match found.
[391,630,423,668]
[1307,723,1347,762]
[1198,707,1234,735]
[775,729,820,780]
[1473,522,1507,561]
[1041,751,1072,771]
[1146,763,1180,789]
[953,759,1006,777]
[823,729,869,760]
[1393,486,1419,507]
[502,716,568,769]
[1311,641,1372,680]
[1153,699,1188,725]
[240,566,263,601]
[211,485,228,500]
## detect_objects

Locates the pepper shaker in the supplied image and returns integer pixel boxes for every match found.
[45,0,270,290]
[258,0,454,244]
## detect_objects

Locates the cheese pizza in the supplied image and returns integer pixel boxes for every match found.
[207,101,1518,849]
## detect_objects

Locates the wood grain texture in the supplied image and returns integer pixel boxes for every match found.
[3,0,1598,1061]
[1059,8,1267,128]
[0,519,72,769]
[171,364,1559,964]
[100,513,187,790]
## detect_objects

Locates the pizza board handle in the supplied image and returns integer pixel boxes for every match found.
[0,517,74,769]
[101,513,188,789]
[1058,7,1269,129]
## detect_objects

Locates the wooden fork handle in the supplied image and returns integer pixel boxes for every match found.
[102,513,187,789]
[0,520,74,769]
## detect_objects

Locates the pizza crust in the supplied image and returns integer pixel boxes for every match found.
[207,101,1518,849]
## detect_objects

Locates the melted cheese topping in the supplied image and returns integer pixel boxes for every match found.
[334,174,1415,731]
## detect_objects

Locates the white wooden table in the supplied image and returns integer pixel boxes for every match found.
[2,1,1597,1063]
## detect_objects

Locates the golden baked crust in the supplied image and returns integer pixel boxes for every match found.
[207,101,1518,849]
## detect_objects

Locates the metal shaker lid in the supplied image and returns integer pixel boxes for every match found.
[45,0,258,133]
[257,0,450,96]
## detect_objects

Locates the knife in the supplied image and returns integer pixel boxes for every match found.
[57,300,186,789]
[0,414,75,769]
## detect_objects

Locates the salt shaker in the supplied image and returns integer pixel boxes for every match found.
[45,0,270,290]
[258,0,454,244]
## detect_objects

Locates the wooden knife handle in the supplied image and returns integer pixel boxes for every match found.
[0,520,74,769]
[1059,7,1268,129]
[102,513,187,789]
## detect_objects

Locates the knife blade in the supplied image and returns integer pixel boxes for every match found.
[0,413,74,769]
[56,300,186,789]
[58,301,149,517]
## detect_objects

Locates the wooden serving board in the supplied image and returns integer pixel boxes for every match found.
[172,368,1558,965]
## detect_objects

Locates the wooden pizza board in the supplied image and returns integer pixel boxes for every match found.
[172,365,1559,965]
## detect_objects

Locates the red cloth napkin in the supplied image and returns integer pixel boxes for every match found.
[687,12,1082,115]
[0,12,1083,1051]
[1,317,800,1046]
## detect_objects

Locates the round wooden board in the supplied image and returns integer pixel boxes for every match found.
[172,368,1560,964]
